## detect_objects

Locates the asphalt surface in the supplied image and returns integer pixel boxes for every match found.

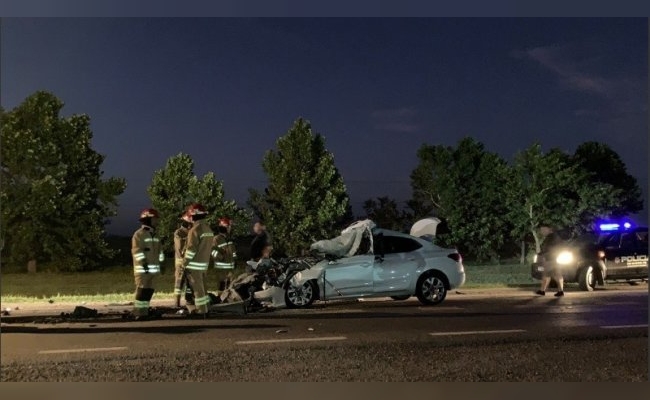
[1,284,648,381]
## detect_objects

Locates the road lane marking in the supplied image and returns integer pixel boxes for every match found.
[429,329,526,336]
[236,336,347,345]
[38,346,128,355]
[600,324,648,329]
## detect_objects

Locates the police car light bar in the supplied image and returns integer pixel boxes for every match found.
[599,222,632,232]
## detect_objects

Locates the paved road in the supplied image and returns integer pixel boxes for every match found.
[1,285,648,381]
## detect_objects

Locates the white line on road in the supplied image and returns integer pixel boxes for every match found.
[600,324,648,329]
[236,336,347,345]
[38,346,128,355]
[429,329,526,336]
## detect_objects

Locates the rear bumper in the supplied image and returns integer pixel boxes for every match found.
[449,268,466,289]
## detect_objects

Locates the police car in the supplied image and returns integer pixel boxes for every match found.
[531,222,648,291]
[597,222,648,285]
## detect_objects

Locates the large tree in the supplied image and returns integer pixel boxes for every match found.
[147,153,250,254]
[248,118,352,256]
[0,91,126,272]
[572,141,643,219]
[505,143,621,256]
[410,137,513,262]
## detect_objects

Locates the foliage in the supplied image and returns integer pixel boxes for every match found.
[248,118,352,256]
[0,91,126,271]
[505,143,620,253]
[362,196,412,232]
[410,137,513,261]
[572,141,643,219]
[147,153,251,253]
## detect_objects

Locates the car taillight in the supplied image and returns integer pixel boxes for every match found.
[448,253,462,262]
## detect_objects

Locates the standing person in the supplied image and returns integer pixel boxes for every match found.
[173,213,193,309]
[212,217,237,270]
[250,221,273,262]
[131,208,164,320]
[212,218,237,298]
[182,203,214,317]
[536,224,566,297]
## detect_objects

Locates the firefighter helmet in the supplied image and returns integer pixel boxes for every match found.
[139,208,159,219]
[219,217,232,227]
[180,213,192,223]
[186,203,208,216]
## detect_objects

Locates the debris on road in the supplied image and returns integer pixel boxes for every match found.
[307,327,314,331]
[276,329,288,334]
[48,299,54,304]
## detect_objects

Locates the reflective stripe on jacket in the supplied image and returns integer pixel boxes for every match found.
[183,221,214,271]
[212,233,236,269]
[131,225,164,274]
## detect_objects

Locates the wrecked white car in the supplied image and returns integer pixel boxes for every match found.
[284,219,466,308]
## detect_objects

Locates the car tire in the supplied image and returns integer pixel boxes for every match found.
[578,266,596,291]
[285,280,317,309]
[390,295,411,301]
[415,271,448,305]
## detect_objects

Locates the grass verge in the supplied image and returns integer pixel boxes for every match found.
[1,263,537,304]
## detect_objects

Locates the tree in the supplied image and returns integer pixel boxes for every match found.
[248,118,352,256]
[362,196,411,231]
[0,91,126,272]
[410,137,512,262]
[505,143,620,256]
[572,141,643,219]
[147,153,250,254]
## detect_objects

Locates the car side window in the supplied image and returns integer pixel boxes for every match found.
[601,233,621,249]
[382,236,422,254]
[620,233,635,250]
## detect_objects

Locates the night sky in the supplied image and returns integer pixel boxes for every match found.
[2,18,647,235]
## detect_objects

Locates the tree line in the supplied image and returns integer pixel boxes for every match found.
[1,92,642,271]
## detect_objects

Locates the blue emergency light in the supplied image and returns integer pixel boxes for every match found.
[598,222,632,232]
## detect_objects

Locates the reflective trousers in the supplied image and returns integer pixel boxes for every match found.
[185,269,210,314]
[134,273,157,316]
[174,259,188,295]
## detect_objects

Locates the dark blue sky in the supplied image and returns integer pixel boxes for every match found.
[2,18,647,235]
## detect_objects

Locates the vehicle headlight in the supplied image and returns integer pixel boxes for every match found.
[556,251,574,265]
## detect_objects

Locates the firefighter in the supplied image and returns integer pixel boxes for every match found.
[212,217,237,270]
[131,208,164,320]
[182,203,214,317]
[211,217,237,297]
[173,212,193,309]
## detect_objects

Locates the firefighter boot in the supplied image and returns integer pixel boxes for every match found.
[175,294,181,309]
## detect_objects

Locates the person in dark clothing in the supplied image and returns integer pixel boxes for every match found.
[536,224,566,297]
[250,221,273,262]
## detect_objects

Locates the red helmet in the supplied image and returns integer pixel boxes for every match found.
[219,217,232,227]
[139,208,159,219]
[186,203,208,216]
[180,213,192,223]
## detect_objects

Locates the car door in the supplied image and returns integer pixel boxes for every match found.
[321,254,374,298]
[372,234,422,294]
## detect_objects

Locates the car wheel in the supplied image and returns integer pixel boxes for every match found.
[390,295,410,301]
[285,280,317,308]
[415,271,448,305]
[578,266,596,291]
